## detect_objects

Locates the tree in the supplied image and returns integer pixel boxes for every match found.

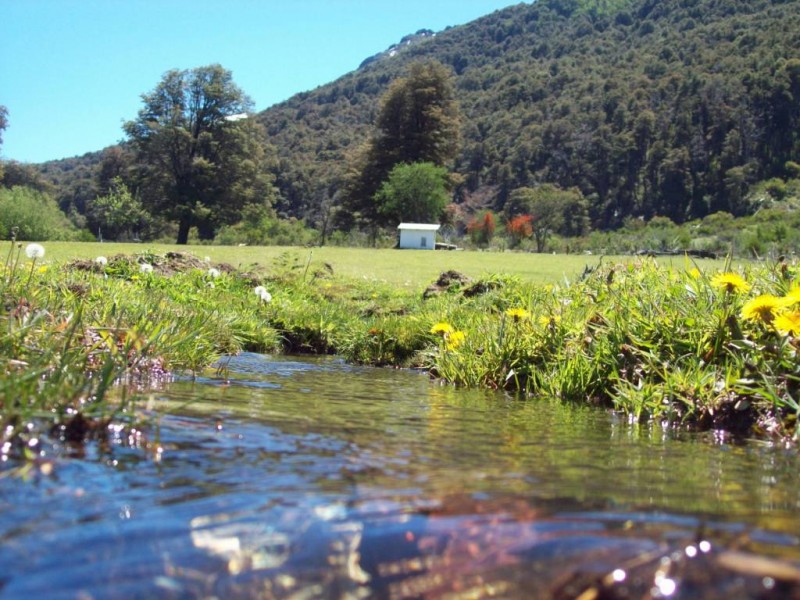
[374,61,460,169]
[375,162,450,224]
[344,61,460,230]
[507,214,533,247]
[467,210,496,247]
[508,185,589,252]
[124,64,274,244]
[86,177,149,241]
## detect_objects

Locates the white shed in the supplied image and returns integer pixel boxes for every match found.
[397,223,440,250]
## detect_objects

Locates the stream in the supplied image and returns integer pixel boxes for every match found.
[1,353,800,598]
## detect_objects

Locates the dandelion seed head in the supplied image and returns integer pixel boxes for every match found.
[254,286,271,302]
[25,243,45,259]
[208,267,221,278]
[140,263,153,274]
[95,256,108,266]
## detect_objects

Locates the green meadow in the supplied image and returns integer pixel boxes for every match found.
[2,239,798,460]
[39,241,730,287]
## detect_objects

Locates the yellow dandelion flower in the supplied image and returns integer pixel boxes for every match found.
[431,322,454,335]
[740,295,786,324]
[711,272,751,294]
[783,286,800,307]
[774,310,800,336]
[689,267,701,279]
[445,330,466,351]
[538,314,561,327]
[506,307,531,321]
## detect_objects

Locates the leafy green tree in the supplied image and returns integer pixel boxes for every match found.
[509,185,589,252]
[375,162,450,224]
[344,61,460,229]
[86,178,149,241]
[124,64,274,244]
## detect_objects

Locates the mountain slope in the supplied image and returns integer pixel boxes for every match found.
[259,0,800,228]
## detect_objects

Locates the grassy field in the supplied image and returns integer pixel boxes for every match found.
[2,238,798,451]
[38,242,731,288]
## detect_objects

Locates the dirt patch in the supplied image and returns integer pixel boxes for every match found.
[68,252,238,277]
[423,270,472,299]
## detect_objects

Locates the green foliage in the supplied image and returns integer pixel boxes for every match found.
[214,204,317,246]
[86,177,150,241]
[0,245,281,458]
[507,185,589,252]
[375,162,451,224]
[0,186,80,241]
[124,64,276,244]
[6,239,800,447]
[343,60,460,229]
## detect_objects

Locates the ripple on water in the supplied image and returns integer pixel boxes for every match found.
[1,353,800,598]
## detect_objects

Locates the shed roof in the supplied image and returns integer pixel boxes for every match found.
[397,223,440,231]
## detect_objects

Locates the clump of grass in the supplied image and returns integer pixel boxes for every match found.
[1,244,282,459]
[422,257,800,439]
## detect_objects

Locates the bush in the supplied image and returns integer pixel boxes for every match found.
[0,186,80,240]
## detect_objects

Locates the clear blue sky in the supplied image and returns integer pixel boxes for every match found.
[1,0,518,164]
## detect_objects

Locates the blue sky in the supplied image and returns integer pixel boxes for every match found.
[1,0,517,164]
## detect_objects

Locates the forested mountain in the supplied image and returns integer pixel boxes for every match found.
[259,0,800,230]
[31,0,800,234]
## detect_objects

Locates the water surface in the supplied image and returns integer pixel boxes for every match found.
[1,353,799,598]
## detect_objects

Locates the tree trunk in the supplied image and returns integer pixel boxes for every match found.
[176,218,191,245]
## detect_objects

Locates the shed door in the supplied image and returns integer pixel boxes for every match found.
[421,236,427,248]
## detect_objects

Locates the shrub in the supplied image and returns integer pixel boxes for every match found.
[0,186,80,240]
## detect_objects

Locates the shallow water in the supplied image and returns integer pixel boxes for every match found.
[1,353,800,598]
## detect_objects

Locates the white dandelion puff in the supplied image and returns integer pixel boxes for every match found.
[95,256,108,266]
[254,286,272,303]
[208,267,221,278]
[140,263,154,274]
[25,243,45,259]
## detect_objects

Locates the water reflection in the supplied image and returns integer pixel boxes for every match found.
[1,353,799,598]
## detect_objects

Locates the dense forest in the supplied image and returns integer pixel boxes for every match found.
[6,0,800,245]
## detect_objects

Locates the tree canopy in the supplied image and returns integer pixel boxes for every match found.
[375,162,451,224]
[124,64,274,244]
[343,60,459,229]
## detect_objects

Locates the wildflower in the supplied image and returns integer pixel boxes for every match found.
[538,314,561,327]
[710,272,750,294]
[140,263,154,274]
[23,243,46,286]
[254,286,271,303]
[689,268,701,279]
[430,322,454,335]
[740,294,786,324]
[774,310,800,336]
[204,256,211,263]
[208,267,221,278]
[95,256,108,267]
[783,286,800,307]
[445,330,466,351]
[506,307,530,322]
[25,243,45,259]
